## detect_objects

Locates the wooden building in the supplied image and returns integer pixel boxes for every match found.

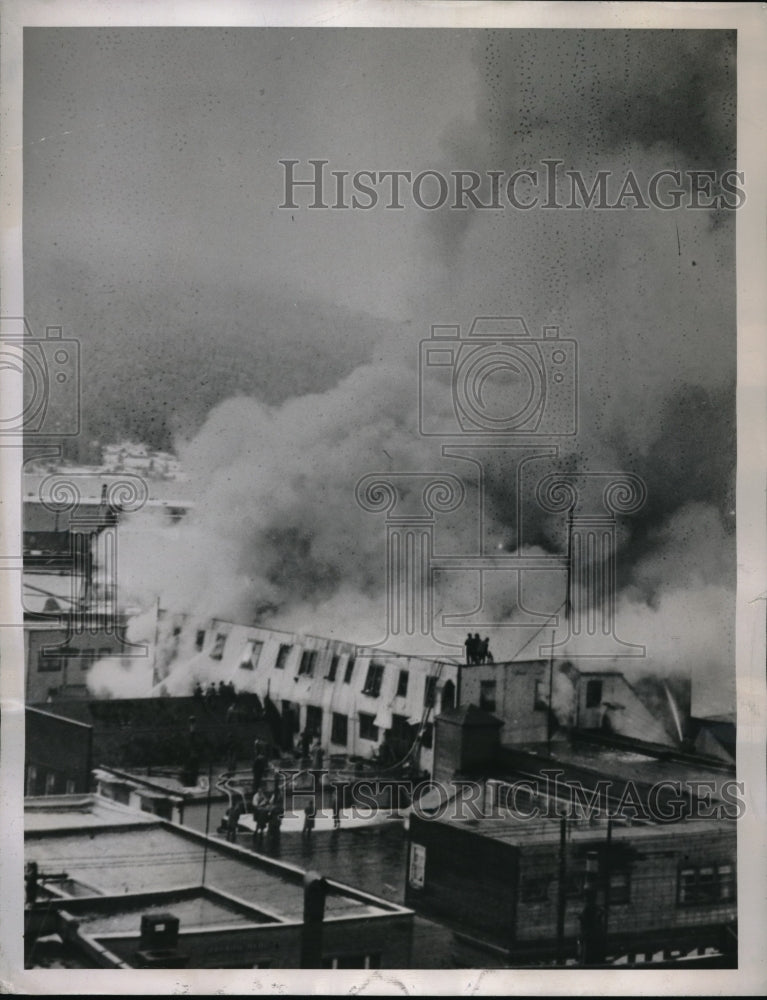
[406,809,736,967]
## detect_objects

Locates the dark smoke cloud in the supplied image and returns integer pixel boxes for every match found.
[23,28,737,712]
[424,29,736,577]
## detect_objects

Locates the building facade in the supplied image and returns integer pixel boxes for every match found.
[406,810,736,966]
[25,613,135,703]
[460,658,675,747]
[155,619,461,776]
[25,707,93,796]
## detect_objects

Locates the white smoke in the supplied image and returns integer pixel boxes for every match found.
[86,655,154,699]
[89,34,735,711]
[551,668,577,727]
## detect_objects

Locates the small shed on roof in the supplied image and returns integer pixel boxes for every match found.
[433,704,503,783]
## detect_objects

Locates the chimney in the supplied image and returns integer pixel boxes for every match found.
[135,912,189,968]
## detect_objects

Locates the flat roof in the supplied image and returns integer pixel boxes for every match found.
[24,472,191,506]
[67,888,271,934]
[24,795,159,833]
[497,739,734,790]
[432,808,736,849]
[25,798,407,923]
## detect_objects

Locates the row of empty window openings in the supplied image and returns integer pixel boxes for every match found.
[329,711,433,748]
[203,633,442,706]
[476,678,603,715]
[287,703,433,750]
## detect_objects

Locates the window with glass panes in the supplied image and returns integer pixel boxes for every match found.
[677,862,735,905]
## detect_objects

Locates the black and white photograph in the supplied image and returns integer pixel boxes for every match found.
[1,1,765,994]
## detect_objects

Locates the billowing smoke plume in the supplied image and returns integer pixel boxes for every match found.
[78,31,734,713]
[418,29,736,713]
[87,655,154,699]
[85,614,157,698]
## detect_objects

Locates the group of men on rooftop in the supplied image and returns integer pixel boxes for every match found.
[465,633,493,665]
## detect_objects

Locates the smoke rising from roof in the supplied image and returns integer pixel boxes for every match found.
[23,28,733,708]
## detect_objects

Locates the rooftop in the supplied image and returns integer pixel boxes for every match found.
[24,471,191,506]
[433,803,736,849]
[53,885,277,933]
[24,795,407,924]
[495,736,735,793]
[24,794,159,833]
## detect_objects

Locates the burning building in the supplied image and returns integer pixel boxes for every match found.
[149,617,460,777]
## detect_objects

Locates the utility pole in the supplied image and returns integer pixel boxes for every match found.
[603,819,612,931]
[578,850,607,965]
[547,630,555,751]
[556,815,567,964]
[201,760,213,886]
[151,596,162,688]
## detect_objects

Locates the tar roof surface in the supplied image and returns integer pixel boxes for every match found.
[499,739,734,790]
[25,824,392,921]
[71,891,262,934]
[435,807,736,848]
[24,795,159,833]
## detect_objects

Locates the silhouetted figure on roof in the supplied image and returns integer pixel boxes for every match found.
[226,797,245,842]
[252,788,270,842]
[252,738,267,794]
[472,634,482,665]
[267,803,282,844]
[302,799,316,838]
[464,633,476,665]
[332,785,342,830]
[182,716,200,787]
